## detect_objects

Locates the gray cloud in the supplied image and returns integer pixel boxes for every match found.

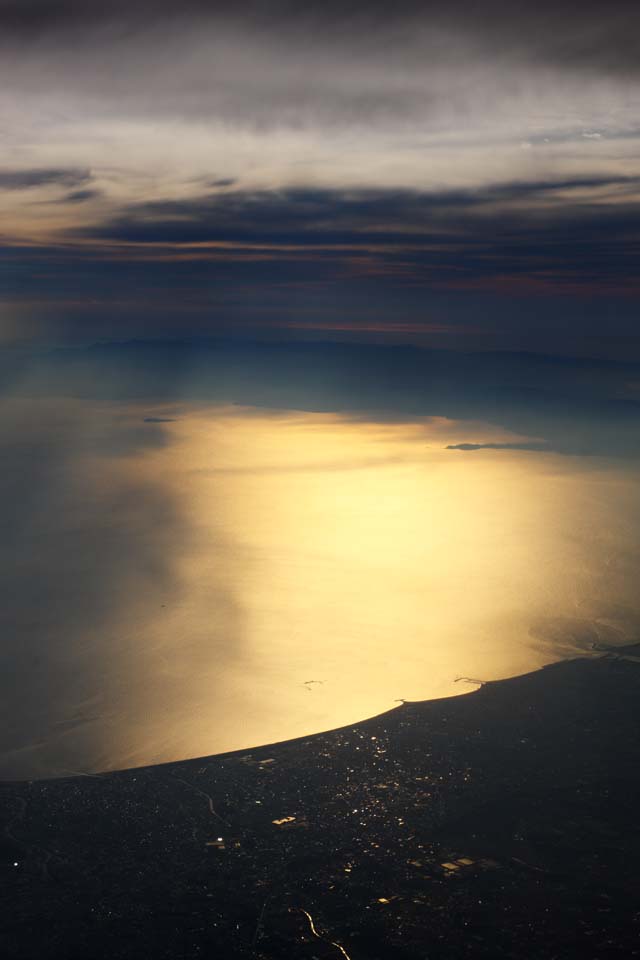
[81,178,640,244]
[207,178,237,189]
[62,188,101,203]
[0,1,638,359]
[447,442,551,452]
[2,2,638,136]
[72,183,640,299]
[2,2,639,74]
[0,167,91,190]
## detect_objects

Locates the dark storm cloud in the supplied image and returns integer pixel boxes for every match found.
[0,167,91,191]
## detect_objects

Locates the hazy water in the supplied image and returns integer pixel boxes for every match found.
[2,397,640,779]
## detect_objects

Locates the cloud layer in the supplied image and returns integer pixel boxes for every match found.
[0,1,639,352]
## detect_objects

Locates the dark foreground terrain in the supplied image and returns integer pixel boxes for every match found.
[2,655,640,959]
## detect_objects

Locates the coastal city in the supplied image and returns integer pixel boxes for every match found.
[3,655,639,959]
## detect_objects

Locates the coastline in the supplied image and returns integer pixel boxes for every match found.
[0,653,593,787]
[2,654,639,958]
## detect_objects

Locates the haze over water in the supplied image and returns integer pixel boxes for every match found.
[2,351,640,780]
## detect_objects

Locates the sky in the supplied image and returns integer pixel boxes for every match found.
[1,0,640,357]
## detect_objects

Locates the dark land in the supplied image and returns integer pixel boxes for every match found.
[2,654,640,959]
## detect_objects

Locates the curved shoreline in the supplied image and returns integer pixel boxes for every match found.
[2,654,639,959]
[2,650,635,787]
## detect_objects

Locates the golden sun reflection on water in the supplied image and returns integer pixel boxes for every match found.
[101,405,640,773]
[3,401,640,779]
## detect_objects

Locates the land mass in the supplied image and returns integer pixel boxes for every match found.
[2,655,639,959]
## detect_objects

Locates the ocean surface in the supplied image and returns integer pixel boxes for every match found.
[2,366,640,779]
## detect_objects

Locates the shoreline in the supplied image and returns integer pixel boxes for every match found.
[2,653,639,958]
[0,653,614,788]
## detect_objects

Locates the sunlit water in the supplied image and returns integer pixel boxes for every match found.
[2,399,640,779]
